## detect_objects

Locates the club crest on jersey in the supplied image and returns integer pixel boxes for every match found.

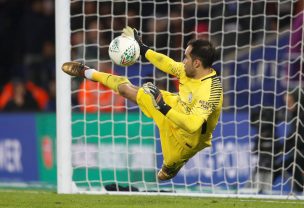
[188,93,193,103]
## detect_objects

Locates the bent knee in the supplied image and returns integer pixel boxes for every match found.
[118,83,129,97]
[118,84,139,103]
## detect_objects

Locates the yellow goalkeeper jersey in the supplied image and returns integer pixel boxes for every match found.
[137,49,223,167]
[146,50,223,149]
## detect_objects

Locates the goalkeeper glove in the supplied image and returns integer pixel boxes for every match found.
[143,82,171,115]
[122,26,150,56]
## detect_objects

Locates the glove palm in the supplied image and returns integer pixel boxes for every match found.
[122,26,134,38]
[122,26,149,56]
[143,82,171,115]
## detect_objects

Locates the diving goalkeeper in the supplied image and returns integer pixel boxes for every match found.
[62,26,223,181]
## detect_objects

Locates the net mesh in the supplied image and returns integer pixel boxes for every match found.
[68,0,304,196]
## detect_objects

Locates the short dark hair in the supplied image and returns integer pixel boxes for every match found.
[187,39,216,68]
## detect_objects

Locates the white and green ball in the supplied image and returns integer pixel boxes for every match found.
[108,35,140,67]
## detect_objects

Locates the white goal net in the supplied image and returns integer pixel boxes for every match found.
[56,0,304,198]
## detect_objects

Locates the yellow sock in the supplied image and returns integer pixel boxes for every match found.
[91,71,130,93]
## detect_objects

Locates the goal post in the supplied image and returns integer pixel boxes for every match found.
[56,0,304,198]
[55,0,72,194]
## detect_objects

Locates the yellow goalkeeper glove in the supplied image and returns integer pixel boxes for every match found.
[122,26,134,38]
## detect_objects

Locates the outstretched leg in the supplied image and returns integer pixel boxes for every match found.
[62,61,139,103]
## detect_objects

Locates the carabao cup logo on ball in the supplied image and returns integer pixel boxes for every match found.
[109,35,139,67]
[121,44,137,66]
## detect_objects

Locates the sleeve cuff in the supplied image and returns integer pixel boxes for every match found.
[159,104,171,115]
[140,45,150,56]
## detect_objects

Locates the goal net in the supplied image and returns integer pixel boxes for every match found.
[56,0,304,198]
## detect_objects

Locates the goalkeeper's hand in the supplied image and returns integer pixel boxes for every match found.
[143,82,171,115]
[122,26,149,56]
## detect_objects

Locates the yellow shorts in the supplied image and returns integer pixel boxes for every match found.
[136,88,196,169]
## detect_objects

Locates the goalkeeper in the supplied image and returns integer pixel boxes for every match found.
[62,26,223,181]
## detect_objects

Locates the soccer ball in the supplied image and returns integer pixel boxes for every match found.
[108,35,140,67]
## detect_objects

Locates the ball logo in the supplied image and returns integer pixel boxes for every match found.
[120,45,136,65]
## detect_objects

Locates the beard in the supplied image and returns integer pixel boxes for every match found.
[185,67,196,78]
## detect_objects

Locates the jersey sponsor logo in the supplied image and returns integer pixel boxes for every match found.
[199,100,213,111]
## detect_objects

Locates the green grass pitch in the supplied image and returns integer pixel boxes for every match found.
[0,190,303,208]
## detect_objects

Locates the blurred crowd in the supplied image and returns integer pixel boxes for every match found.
[0,0,302,112]
[0,0,55,112]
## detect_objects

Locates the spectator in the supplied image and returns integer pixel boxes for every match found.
[0,78,49,112]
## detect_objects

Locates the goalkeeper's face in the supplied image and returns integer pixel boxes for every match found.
[183,46,197,78]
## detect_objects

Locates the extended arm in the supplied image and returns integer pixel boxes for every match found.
[122,26,184,78]
[143,82,210,133]
[145,50,184,77]
[166,109,207,133]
